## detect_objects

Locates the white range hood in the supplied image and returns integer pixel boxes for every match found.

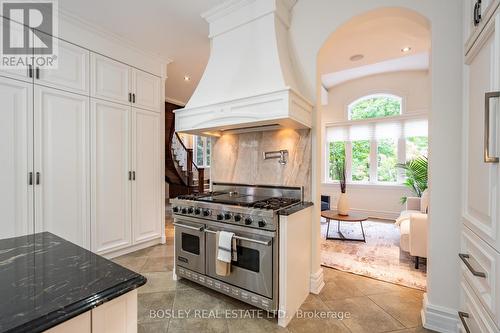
[174,0,313,136]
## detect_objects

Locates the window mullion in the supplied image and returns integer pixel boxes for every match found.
[346,141,353,182]
[370,139,378,184]
[397,136,406,183]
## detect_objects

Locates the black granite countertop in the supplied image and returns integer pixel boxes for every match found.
[278,202,314,216]
[0,232,146,333]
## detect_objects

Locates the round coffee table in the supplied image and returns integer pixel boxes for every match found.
[321,210,369,242]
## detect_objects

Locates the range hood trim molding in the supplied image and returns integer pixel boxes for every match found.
[174,87,312,136]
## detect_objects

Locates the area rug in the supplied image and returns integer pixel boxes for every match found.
[320,219,427,290]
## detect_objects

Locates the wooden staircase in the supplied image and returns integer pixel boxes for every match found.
[165,102,208,197]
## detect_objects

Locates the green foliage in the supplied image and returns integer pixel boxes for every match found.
[406,136,428,160]
[377,139,397,182]
[350,96,401,120]
[328,142,345,181]
[396,155,428,204]
[352,140,370,181]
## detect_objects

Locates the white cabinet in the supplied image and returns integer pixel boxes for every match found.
[464,12,500,252]
[91,100,162,255]
[132,70,161,111]
[461,9,500,333]
[91,99,132,254]
[91,53,161,112]
[132,109,161,243]
[34,86,90,248]
[0,77,33,239]
[465,0,500,53]
[91,290,137,333]
[91,54,131,105]
[0,17,34,83]
[37,39,90,95]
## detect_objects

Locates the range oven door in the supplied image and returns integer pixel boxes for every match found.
[174,217,205,274]
[205,222,274,299]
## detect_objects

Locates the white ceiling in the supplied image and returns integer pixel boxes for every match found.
[318,7,431,88]
[59,0,225,105]
[321,52,430,88]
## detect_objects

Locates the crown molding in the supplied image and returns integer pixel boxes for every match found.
[58,8,173,66]
[165,97,187,107]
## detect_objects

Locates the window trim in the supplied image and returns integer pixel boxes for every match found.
[347,93,403,120]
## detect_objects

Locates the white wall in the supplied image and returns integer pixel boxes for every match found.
[289,1,463,331]
[321,70,430,220]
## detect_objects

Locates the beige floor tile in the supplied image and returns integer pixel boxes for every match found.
[112,256,147,272]
[138,321,169,333]
[227,317,288,333]
[324,296,405,333]
[138,291,176,324]
[138,271,177,294]
[168,317,228,333]
[318,279,365,302]
[287,316,350,333]
[140,257,173,273]
[173,287,232,311]
[368,289,424,328]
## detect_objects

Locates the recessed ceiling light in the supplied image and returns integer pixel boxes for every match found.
[184,75,191,81]
[401,46,412,53]
[349,54,364,62]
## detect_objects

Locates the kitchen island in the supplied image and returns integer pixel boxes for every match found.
[0,232,146,333]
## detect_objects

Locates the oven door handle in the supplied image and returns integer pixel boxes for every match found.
[204,229,272,246]
[173,223,204,232]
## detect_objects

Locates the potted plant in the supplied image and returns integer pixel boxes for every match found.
[396,155,428,204]
[334,156,349,215]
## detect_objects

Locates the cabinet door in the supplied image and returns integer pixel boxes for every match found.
[92,290,137,333]
[91,53,131,105]
[131,108,161,244]
[464,14,500,252]
[36,38,90,95]
[0,77,33,239]
[91,99,132,254]
[0,17,33,83]
[33,86,90,248]
[132,69,161,111]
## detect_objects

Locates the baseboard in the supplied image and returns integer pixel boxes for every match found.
[421,293,459,333]
[101,238,162,259]
[310,268,325,294]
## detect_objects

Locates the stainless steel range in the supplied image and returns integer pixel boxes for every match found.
[171,182,303,312]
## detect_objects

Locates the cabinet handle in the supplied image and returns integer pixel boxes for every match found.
[28,64,33,78]
[132,171,136,181]
[484,92,500,163]
[28,172,33,185]
[128,93,132,103]
[473,0,482,26]
[35,67,40,80]
[459,253,486,277]
[128,171,132,181]
[35,172,40,185]
[132,93,136,103]
[458,312,471,333]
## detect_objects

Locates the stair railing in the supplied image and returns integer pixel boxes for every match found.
[172,133,205,194]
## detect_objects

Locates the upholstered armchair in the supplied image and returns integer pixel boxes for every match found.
[397,192,429,269]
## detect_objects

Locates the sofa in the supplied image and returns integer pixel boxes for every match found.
[396,190,429,269]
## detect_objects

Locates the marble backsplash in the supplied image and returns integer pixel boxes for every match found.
[210,129,312,200]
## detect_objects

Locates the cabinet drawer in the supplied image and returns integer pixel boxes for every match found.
[460,277,498,333]
[461,226,500,327]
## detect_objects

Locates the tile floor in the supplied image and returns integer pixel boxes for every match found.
[112,218,434,333]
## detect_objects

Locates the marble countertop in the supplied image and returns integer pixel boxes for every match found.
[278,202,314,216]
[0,232,146,333]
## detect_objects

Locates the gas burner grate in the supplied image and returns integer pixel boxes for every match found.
[251,197,301,210]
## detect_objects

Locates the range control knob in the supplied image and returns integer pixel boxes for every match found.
[187,207,194,214]
[217,213,224,221]
[258,220,266,228]
[202,209,211,217]
[234,214,242,222]
[173,206,179,213]
[224,213,232,220]
[181,208,187,214]
[194,208,201,215]
[244,217,253,225]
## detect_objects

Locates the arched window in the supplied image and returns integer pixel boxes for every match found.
[348,94,402,120]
